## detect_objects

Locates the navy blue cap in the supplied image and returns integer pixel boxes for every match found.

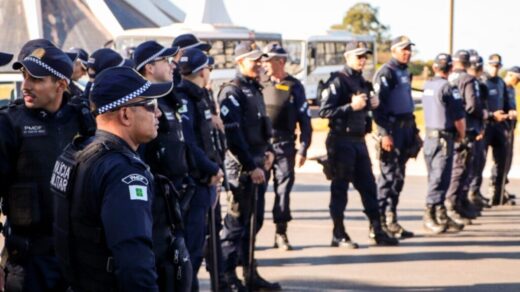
[66,52,78,62]
[344,41,373,56]
[391,36,414,50]
[91,66,173,115]
[507,66,520,77]
[433,53,452,69]
[0,52,13,66]
[172,34,211,51]
[68,48,89,64]
[87,48,124,77]
[453,50,470,63]
[488,54,502,66]
[13,45,73,83]
[133,41,179,71]
[17,39,57,61]
[469,55,484,68]
[123,58,135,68]
[262,42,288,60]
[178,48,214,75]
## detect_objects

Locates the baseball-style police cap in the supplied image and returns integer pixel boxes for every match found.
[13,45,73,83]
[507,66,520,78]
[179,48,214,75]
[17,39,57,61]
[488,54,502,66]
[433,53,452,68]
[133,41,179,71]
[469,55,484,69]
[87,48,125,77]
[453,50,470,63]
[0,52,13,66]
[262,42,288,60]
[91,66,173,115]
[234,41,267,61]
[344,41,373,57]
[391,35,415,50]
[172,33,211,52]
[68,47,89,68]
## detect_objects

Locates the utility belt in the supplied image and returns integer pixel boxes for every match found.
[328,131,365,142]
[389,114,415,128]
[272,132,296,144]
[425,128,455,139]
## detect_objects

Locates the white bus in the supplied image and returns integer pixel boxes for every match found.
[114,23,282,93]
[283,30,377,104]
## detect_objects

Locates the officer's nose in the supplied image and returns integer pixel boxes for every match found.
[154,106,162,118]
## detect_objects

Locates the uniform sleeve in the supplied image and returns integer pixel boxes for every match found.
[100,161,158,291]
[0,112,18,199]
[293,81,312,157]
[318,76,352,119]
[181,98,219,177]
[218,86,256,171]
[463,78,483,119]
[442,85,465,123]
[372,66,395,136]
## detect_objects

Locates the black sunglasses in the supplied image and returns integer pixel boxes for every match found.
[121,99,158,113]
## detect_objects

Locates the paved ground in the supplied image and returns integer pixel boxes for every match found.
[198,175,520,291]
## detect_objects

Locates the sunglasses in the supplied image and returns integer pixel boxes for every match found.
[153,56,175,65]
[121,98,158,113]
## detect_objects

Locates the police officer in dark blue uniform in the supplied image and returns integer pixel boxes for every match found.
[503,66,519,204]
[172,34,212,87]
[446,50,486,224]
[0,43,95,291]
[67,48,89,97]
[176,48,225,290]
[421,53,466,234]
[482,54,513,205]
[260,42,313,250]
[373,36,419,239]
[319,41,398,248]
[218,41,281,291]
[52,66,175,291]
[85,48,126,99]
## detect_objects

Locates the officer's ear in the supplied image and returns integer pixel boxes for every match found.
[118,107,133,126]
[55,78,68,92]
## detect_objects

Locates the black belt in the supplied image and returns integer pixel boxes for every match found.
[389,114,415,128]
[329,132,365,142]
[425,129,455,139]
[272,133,296,143]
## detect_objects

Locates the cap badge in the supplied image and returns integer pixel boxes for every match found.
[31,48,46,59]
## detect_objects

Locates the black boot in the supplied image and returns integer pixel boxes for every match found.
[423,205,446,234]
[469,191,491,209]
[369,218,399,246]
[243,263,281,291]
[224,271,246,292]
[385,211,414,239]
[437,204,464,232]
[331,217,359,249]
[274,223,292,251]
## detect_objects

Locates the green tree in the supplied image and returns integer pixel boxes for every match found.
[332,3,391,62]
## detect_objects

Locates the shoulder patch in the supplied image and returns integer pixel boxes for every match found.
[122,174,149,185]
[452,88,462,100]
[381,76,389,87]
[129,185,148,201]
[220,105,229,116]
[178,99,188,114]
[329,84,337,95]
[228,95,240,107]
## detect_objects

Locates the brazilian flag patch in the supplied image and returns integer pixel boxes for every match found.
[129,185,148,201]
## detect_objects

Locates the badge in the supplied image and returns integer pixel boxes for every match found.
[165,111,175,120]
[129,185,148,201]
[452,89,462,100]
[204,109,212,119]
[275,84,289,91]
[221,105,229,116]
[22,125,47,137]
[178,103,188,114]
[122,174,149,185]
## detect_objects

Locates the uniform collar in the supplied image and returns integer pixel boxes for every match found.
[343,65,362,76]
[177,79,207,101]
[95,130,136,154]
[237,72,262,89]
[27,92,72,120]
[390,58,408,70]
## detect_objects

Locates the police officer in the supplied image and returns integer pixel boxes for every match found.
[67,48,89,97]
[218,41,280,291]
[85,48,126,98]
[482,54,513,205]
[503,66,519,203]
[176,48,225,290]
[373,36,418,239]
[319,41,398,247]
[0,43,94,291]
[421,53,466,234]
[172,34,212,86]
[466,54,492,209]
[52,66,173,291]
[260,42,313,250]
[134,41,195,291]
[445,50,485,224]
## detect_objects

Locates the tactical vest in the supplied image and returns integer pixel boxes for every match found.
[194,96,219,163]
[224,79,271,151]
[422,78,457,130]
[485,77,506,112]
[383,63,414,115]
[146,96,190,179]
[3,100,90,237]
[450,71,483,131]
[327,71,369,136]
[262,79,297,135]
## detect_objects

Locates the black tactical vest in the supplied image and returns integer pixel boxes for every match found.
[262,79,296,134]
[485,76,506,112]
[3,99,91,237]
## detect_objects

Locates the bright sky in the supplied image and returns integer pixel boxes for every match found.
[174,0,519,67]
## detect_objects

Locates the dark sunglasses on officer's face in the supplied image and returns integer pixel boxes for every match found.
[121,98,158,113]
[153,56,174,65]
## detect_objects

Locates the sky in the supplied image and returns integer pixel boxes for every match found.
[173,0,520,67]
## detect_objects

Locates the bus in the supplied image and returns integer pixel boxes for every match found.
[114,23,282,93]
[283,30,377,104]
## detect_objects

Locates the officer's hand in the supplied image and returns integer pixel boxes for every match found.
[250,168,265,184]
[210,169,224,186]
[493,110,509,122]
[369,93,380,109]
[381,135,394,152]
[475,131,484,141]
[264,151,275,171]
[296,154,306,168]
[508,110,517,120]
[211,114,225,131]
[350,94,367,111]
